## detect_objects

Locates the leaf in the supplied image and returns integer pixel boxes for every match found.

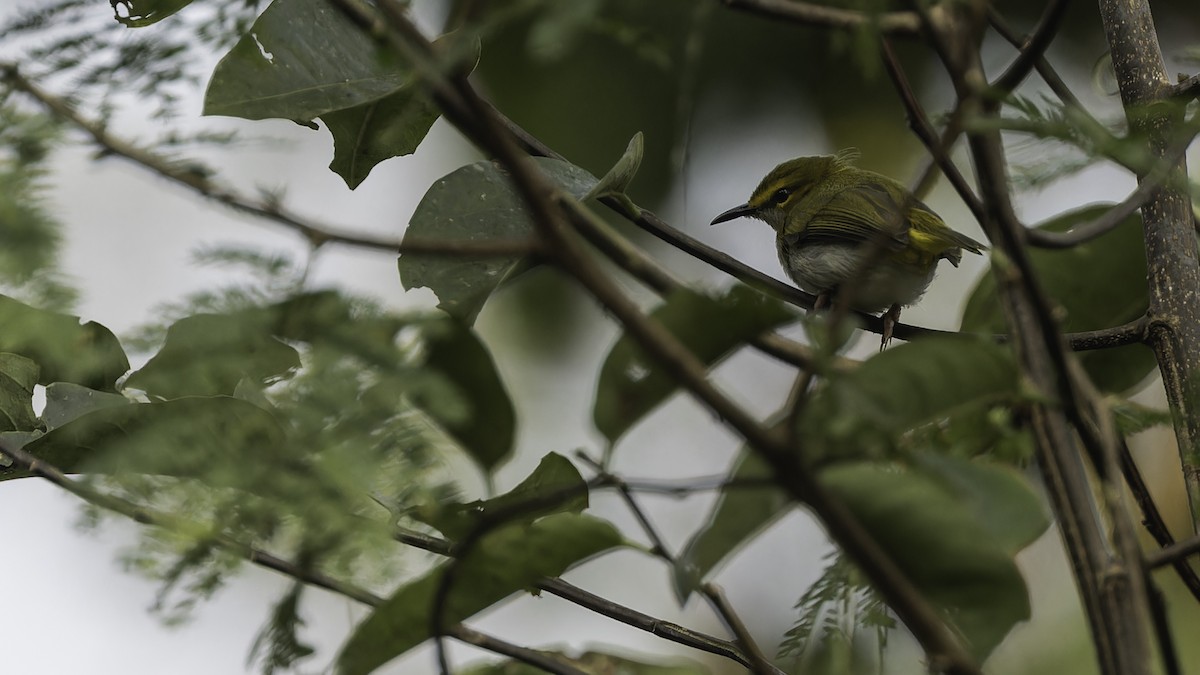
[673,450,790,602]
[962,205,1154,392]
[125,313,300,399]
[594,285,797,445]
[1110,399,1173,436]
[419,317,516,472]
[585,131,644,200]
[0,397,286,483]
[799,336,1019,462]
[399,158,598,323]
[335,513,623,675]
[112,0,196,27]
[0,353,38,432]
[417,452,586,540]
[0,294,129,391]
[203,0,410,122]
[822,460,1043,662]
[42,382,130,431]
[323,87,440,189]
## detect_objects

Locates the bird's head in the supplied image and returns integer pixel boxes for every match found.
[711,149,859,231]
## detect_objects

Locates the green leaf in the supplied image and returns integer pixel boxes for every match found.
[322,87,440,189]
[399,158,598,324]
[962,205,1153,392]
[42,382,130,431]
[673,450,789,602]
[799,336,1019,462]
[0,397,286,483]
[594,285,796,445]
[419,317,516,472]
[125,313,300,399]
[822,461,1042,662]
[112,0,195,27]
[335,513,623,675]
[203,0,410,122]
[0,295,129,391]
[417,452,586,539]
[1110,399,1173,436]
[585,131,644,200]
[0,353,38,432]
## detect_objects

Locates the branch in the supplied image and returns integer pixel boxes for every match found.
[988,0,1070,94]
[447,625,589,675]
[1147,533,1200,569]
[0,63,403,254]
[717,0,921,35]
[1172,73,1200,101]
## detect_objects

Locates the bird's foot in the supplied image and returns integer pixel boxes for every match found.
[880,303,901,351]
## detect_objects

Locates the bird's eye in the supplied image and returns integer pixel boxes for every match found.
[771,188,791,204]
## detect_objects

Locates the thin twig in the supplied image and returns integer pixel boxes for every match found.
[988,0,1070,94]
[0,63,404,254]
[717,0,922,34]
[1147,534,1200,569]
[447,625,590,675]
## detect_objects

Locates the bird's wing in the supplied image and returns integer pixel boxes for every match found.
[784,181,910,251]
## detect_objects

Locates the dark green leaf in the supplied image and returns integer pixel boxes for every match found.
[0,353,38,432]
[335,513,623,675]
[417,452,586,539]
[799,336,1018,462]
[125,313,300,399]
[673,450,789,602]
[419,317,516,471]
[0,294,129,391]
[585,131,644,200]
[42,382,130,431]
[594,285,797,445]
[822,461,1040,662]
[323,88,440,189]
[962,205,1153,392]
[112,0,195,27]
[398,158,598,324]
[1110,399,1173,436]
[0,397,286,483]
[203,0,409,122]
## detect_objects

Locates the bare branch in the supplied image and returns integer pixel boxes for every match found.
[0,63,403,254]
[717,0,921,35]
[989,0,1070,93]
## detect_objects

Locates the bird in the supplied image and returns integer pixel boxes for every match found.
[711,149,986,347]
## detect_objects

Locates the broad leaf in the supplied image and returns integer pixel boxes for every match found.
[399,158,598,324]
[594,285,797,445]
[125,313,300,399]
[673,450,789,602]
[0,295,129,391]
[962,205,1153,392]
[323,88,440,189]
[0,353,38,432]
[335,513,623,675]
[417,452,586,539]
[799,336,1018,462]
[42,382,130,431]
[0,397,286,483]
[418,317,516,472]
[112,0,195,27]
[204,0,409,122]
[822,460,1045,662]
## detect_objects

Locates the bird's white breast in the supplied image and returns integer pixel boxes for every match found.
[778,241,936,313]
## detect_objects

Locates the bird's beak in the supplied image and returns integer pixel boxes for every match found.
[710,203,757,225]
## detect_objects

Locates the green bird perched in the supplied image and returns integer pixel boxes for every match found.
[711,150,986,346]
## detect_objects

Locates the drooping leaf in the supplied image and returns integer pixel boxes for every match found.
[335,513,623,675]
[398,158,598,324]
[418,317,516,472]
[822,460,1044,662]
[0,397,286,483]
[203,0,411,123]
[594,285,797,445]
[0,295,129,391]
[962,205,1154,393]
[0,353,38,432]
[42,382,130,431]
[111,0,196,27]
[125,313,300,399]
[673,450,789,602]
[323,88,440,189]
[417,452,586,539]
[799,336,1019,462]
